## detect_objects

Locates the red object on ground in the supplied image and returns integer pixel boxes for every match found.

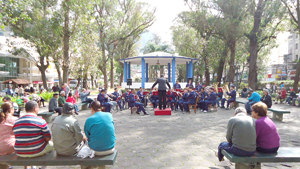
[154,108,171,115]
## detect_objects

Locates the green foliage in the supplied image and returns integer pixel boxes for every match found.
[39,92,54,102]
[239,82,248,88]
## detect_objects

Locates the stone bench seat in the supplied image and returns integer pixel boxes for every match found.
[222,147,300,169]
[0,150,118,169]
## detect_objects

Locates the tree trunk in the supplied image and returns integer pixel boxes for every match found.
[91,75,94,88]
[160,65,164,76]
[62,0,70,84]
[83,73,88,89]
[38,65,49,91]
[228,40,236,84]
[217,45,228,87]
[76,77,81,88]
[239,63,245,86]
[200,74,203,84]
[204,55,210,86]
[54,61,63,87]
[110,58,114,88]
[248,0,265,89]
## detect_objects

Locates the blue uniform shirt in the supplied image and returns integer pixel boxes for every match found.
[187,91,196,104]
[174,83,181,89]
[84,111,116,151]
[112,92,119,101]
[227,90,237,100]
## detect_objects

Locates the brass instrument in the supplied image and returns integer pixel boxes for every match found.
[213,82,219,94]
[222,82,230,100]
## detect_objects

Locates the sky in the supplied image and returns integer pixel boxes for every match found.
[137,0,190,44]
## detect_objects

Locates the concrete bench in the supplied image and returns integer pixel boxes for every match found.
[37,112,55,123]
[0,150,118,169]
[222,147,300,169]
[234,100,247,107]
[268,108,290,121]
[77,102,89,110]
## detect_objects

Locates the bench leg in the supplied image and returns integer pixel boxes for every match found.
[82,104,88,110]
[272,112,283,121]
[236,163,261,169]
[41,115,53,124]
[81,165,105,169]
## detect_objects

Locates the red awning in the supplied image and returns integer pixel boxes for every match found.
[33,81,54,84]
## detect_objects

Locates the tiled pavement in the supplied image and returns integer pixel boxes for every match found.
[13,97,300,168]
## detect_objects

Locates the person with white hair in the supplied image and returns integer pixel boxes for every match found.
[79,88,94,108]
[58,91,66,111]
[217,107,256,162]
[260,88,272,108]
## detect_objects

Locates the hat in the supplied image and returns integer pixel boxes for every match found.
[62,103,74,114]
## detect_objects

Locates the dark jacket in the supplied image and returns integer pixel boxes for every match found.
[152,78,171,90]
[187,91,196,104]
[128,93,137,107]
[290,91,297,98]
[227,90,236,100]
[261,94,272,108]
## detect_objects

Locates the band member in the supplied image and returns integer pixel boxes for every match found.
[111,88,123,111]
[167,88,177,111]
[177,88,189,112]
[203,87,217,112]
[173,81,181,89]
[198,88,208,111]
[137,87,148,107]
[216,89,223,107]
[150,88,159,108]
[195,82,202,92]
[183,86,196,112]
[151,74,171,110]
[221,85,236,110]
[129,89,149,115]
[97,89,111,112]
[186,79,193,88]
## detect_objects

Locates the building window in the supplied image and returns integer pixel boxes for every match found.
[0,57,20,81]
[297,55,299,61]
[296,43,298,49]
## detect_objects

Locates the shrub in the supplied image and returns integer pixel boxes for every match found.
[39,92,54,102]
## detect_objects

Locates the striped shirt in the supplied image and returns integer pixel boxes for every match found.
[13,113,51,155]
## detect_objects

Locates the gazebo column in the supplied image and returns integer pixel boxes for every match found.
[186,62,189,82]
[189,60,193,79]
[172,58,176,83]
[146,63,149,82]
[128,62,131,79]
[168,63,171,82]
[124,62,127,82]
[141,58,145,88]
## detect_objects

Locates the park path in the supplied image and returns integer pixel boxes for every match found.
[14,97,300,169]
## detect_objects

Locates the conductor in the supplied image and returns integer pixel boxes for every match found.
[151,74,171,110]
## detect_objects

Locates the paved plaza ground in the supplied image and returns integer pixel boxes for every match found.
[13,97,300,169]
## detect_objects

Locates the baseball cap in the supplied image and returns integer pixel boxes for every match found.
[62,102,75,114]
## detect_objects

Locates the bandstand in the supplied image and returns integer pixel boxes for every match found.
[119,52,197,89]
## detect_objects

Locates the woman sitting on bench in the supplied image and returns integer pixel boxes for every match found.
[251,102,280,153]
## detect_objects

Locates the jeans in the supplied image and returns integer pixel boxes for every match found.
[101,102,111,112]
[221,98,235,108]
[134,102,146,113]
[245,101,257,115]
[256,147,279,153]
[216,97,222,107]
[109,101,117,110]
[292,98,300,106]
[74,105,79,113]
[218,142,255,162]
[285,97,292,104]
[204,100,214,111]
[82,98,94,108]
[241,92,247,98]
[49,107,62,115]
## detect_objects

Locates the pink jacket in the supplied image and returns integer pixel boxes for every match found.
[0,114,18,155]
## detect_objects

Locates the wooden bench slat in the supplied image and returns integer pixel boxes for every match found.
[222,147,300,163]
[0,150,118,166]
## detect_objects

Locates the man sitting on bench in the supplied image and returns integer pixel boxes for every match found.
[245,89,261,115]
[84,101,116,156]
[49,93,62,115]
[80,88,94,108]
[51,103,87,156]
[13,101,54,161]
[217,107,256,162]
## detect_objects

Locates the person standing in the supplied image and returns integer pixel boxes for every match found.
[14,86,19,97]
[65,83,70,98]
[6,86,14,96]
[151,74,171,110]
[19,85,24,97]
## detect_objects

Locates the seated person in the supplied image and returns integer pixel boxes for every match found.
[51,103,87,156]
[137,87,148,107]
[84,101,116,155]
[111,88,123,110]
[195,82,202,92]
[173,81,181,89]
[274,87,287,104]
[3,97,19,117]
[183,86,196,112]
[31,89,45,107]
[129,89,149,115]
[150,88,159,108]
[203,87,217,113]
[251,102,280,153]
[0,102,18,156]
[123,88,131,108]
[49,93,62,115]
[217,107,256,161]
[216,90,223,107]
[66,93,79,115]
[13,101,53,158]
[245,89,261,114]
[198,88,207,111]
[58,91,66,108]
[285,88,296,105]
[104,89,117,112]
[167,88,177,111]
[220,85,236,110]
[292,92,300,106]
[97,89,111,112]
[260,89,272,108]
[177,88,189,112]
[186,79,193,88]
[241,86,248,98]
[80,88,94,108]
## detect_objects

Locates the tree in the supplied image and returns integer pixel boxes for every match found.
[282,0,300,92]
[246,0,285,89]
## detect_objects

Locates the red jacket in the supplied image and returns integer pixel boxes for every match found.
[66,96,76,104]
[280,90,287,99]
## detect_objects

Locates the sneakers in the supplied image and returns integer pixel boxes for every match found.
[220,106,225,108]
[274,102,278,104]
[225,108,230,110]
[144,112,149,115]
[203,110,207,113]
